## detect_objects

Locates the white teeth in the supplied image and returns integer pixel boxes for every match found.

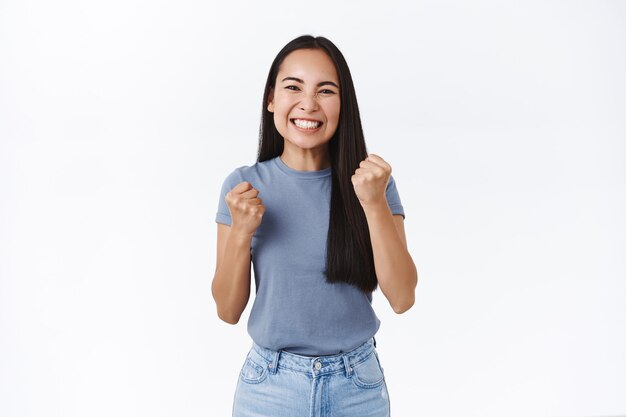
[293,119,321,129]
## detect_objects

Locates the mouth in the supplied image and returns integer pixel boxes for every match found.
[290,118,323,131]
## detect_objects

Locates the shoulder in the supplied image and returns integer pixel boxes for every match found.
[385,174,401,195]
[220,158,276,189]
[385,173,405,219]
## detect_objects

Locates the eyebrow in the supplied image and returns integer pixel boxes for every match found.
[281,77,339,89]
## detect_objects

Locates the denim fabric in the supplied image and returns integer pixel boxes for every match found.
[232,337,390,417]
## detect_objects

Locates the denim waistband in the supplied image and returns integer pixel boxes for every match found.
[250,337,377,377]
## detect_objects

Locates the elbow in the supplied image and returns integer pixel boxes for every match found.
[392,271,417,314]
[217,308,241,325]
[212,285,242,325]
[392,296,414,314]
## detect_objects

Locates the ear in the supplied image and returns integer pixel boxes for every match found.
[267,89,274,112]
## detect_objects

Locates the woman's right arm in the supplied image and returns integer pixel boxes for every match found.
[211,181,265,324]
[211,224,253,324]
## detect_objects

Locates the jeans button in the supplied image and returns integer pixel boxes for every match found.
[314,361,322,370]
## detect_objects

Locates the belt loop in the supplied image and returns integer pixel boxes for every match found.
[268,349,280,374]
[342,354,352,378]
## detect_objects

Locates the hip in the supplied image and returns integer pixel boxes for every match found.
[232,337,390,417]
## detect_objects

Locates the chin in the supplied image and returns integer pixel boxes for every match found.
[291,138,332,149]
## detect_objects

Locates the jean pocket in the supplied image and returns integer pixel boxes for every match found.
[351,350,385,389]
[239,349,269,384]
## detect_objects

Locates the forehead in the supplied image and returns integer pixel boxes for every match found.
[277,49,339,82]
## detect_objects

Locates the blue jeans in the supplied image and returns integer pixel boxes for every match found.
[232,337,390,417]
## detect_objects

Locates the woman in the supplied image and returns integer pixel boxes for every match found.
[212,35,418,417]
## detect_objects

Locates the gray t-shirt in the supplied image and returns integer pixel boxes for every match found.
[215,155,405,355]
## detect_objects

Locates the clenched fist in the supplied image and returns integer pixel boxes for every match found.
[225,181,266,237]
[351,153,392,208]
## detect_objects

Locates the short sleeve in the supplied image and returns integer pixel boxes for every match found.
[215,168,244,226]
[385,174,405,219]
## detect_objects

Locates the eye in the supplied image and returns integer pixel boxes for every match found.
[285,85,300,91]
[320,89,336,94]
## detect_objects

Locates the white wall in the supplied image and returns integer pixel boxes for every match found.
[1,1,624,416]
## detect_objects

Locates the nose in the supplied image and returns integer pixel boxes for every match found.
[299,93,320,112]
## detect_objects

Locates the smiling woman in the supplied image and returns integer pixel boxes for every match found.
[212,34,417,417]
[268,48,341,169]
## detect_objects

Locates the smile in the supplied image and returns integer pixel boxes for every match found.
[291,118,323,130]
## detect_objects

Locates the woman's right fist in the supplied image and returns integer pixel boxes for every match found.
[225,181,266,237]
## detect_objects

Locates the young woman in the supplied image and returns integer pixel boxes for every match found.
[212,35,418,417]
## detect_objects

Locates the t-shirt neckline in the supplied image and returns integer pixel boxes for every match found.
[272,156,332,179]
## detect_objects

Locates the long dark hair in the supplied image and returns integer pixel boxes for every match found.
[257,35,377,293]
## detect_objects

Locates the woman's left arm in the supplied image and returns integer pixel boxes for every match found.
[352,154,418,314]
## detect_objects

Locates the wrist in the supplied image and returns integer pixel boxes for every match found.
[229,227,255,243]
[361,200,390,216]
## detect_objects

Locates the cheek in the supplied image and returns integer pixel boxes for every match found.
[274,98,294,117]
[328,102,341,124]
[273,113,287,131]
[272,101,288,119]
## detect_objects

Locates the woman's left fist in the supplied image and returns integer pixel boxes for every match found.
[351,153,392,208]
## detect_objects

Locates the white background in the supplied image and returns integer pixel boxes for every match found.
[1,0,625,416]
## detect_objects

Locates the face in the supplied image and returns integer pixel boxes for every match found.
[267,48,341,150]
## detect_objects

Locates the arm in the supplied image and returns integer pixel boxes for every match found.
[211,223,253,324]
[351,153,417,314]
[363,205,418,314]
[212,180,265,324]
